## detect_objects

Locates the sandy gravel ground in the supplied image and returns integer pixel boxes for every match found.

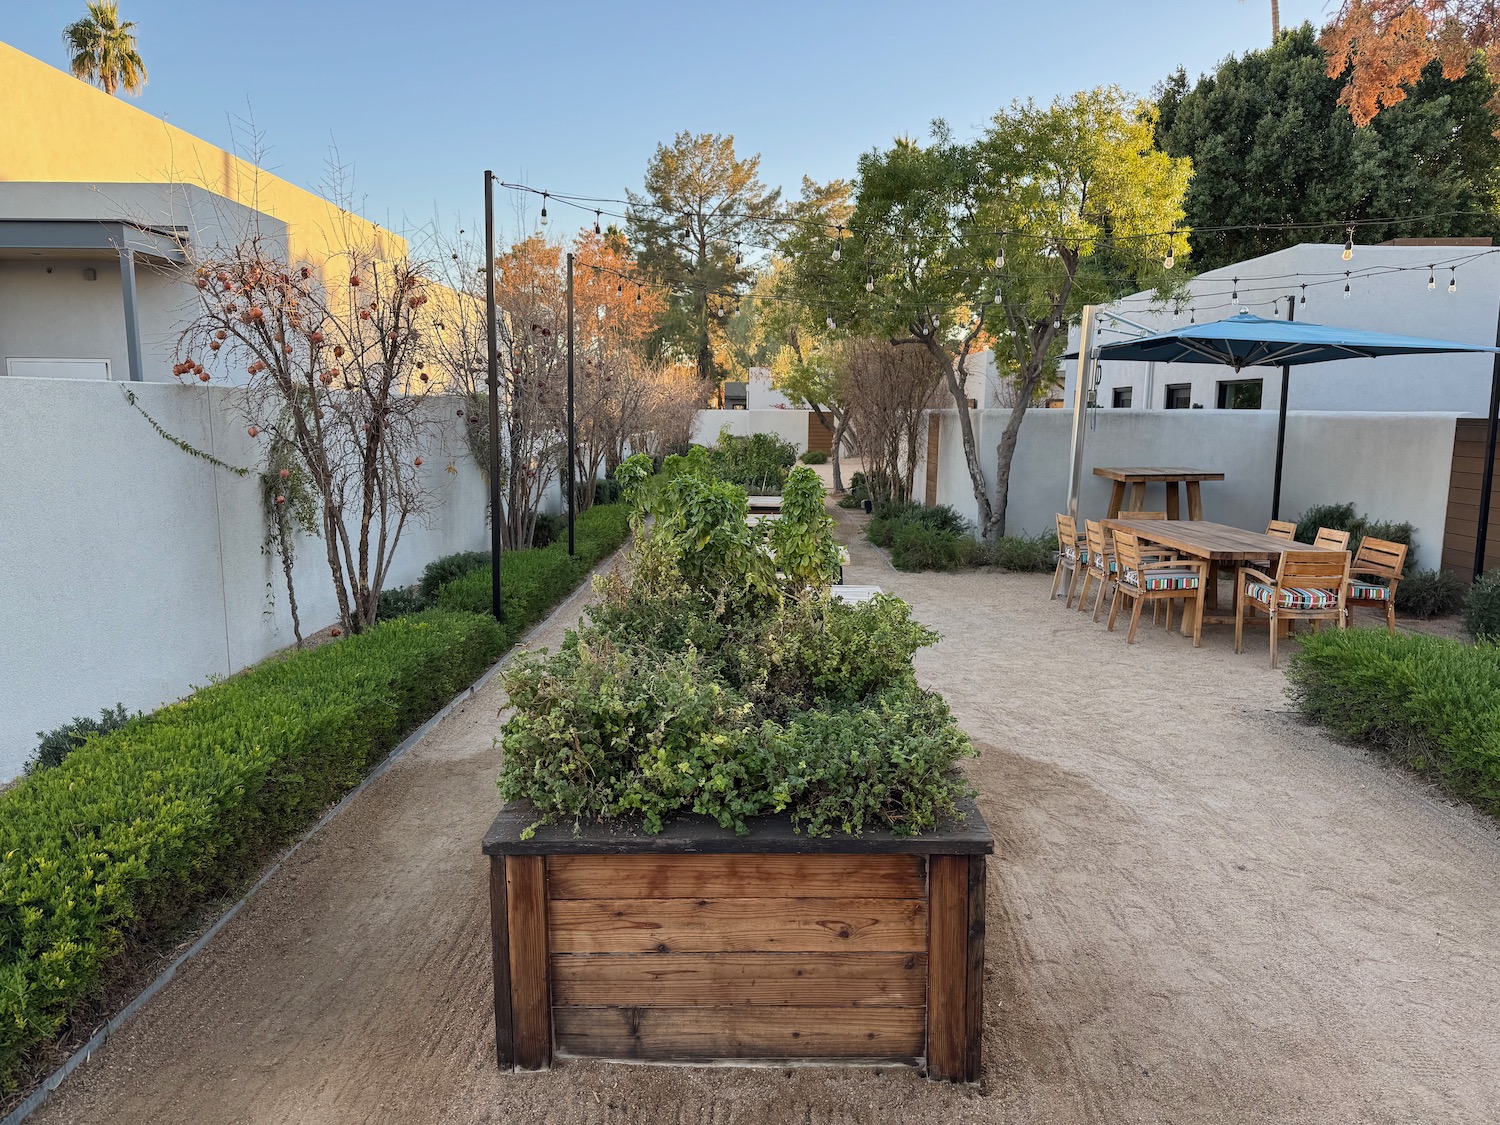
[31,501,1500,1125]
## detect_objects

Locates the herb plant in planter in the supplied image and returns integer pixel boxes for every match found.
[484,456,991,1080]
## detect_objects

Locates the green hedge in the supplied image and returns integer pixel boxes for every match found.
[1287,630,1500,816]
[436,503,630,622]
[0,610,508,1090]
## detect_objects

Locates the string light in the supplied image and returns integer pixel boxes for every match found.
[1450,268,1457,293]
[1343,270,1351,299]
[995,247,1005,270]
[1164,232,1175,271]
[826,315,837,329]
[1343,226,1354,261]
[616,282,623,297]
[1231,276,1238,300]
[1300,285,1307,307]
[593,211,601,235]
[635,287,642,306]
[994,284,1002,303]
[1190,308,1196,324]
[865,269,875,293]
[539,192,549,227]
[831,225,843,262]
[1428,266,1436,291]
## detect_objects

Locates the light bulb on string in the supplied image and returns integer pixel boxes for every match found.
[865,270,875,293]
[593,211,601,236]
[831,225,843,262]
[1343,271,1351,300]
[616,282,623,297]
[826,315,836,330]
[1343,226,1354,261]
[994,247,1005,270]
[1231,276,1238,300]
[1189,308,1196,324]
[734,243,742,266]
[539,192,549,227]
[994,284,1002,303]
[1428,266,1436,291]
[635,288,642,307]
[1299,285,1307,307]
[1164,232,1175,271]
[1449,268,1457,293]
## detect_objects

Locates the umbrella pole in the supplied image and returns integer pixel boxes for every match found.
[1270,296,1295,521]
[1475,352,1500,582]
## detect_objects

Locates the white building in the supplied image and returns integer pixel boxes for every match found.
[1064,242,1500,415]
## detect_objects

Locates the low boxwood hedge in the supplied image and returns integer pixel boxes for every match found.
[1287,629,1500,817]
[0,610,508,1090]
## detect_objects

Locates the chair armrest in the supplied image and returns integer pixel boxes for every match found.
[1140,557,1206,574]
[1237,566,1276,586]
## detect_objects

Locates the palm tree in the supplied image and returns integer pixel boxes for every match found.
[1240,0,1281,43]
[62,2,147,97]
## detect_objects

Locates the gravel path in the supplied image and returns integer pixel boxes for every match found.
[32,504,1500,1125]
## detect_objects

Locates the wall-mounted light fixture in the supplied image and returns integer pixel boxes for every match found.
[83,268,97,281]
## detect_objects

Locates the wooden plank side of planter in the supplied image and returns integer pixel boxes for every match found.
[926,854,969,1081]
[553,1005,925,1060]
[488,856,513,1067]
[550,951,927,1007]
[548,897,928,954]
[964,854,987,1083]
[505,855,551,1069]
[547,854,926,900]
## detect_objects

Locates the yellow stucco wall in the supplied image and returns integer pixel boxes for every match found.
[0,40,402,264]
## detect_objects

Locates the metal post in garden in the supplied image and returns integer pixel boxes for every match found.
[484,170,505,622]
[1475,299,1500,581]
[1270,295,1296,521]
[566,250,576,557]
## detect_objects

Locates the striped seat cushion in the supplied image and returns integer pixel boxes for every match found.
[1348,580,1391,601]
[1247,582,1339,610]
[1091,555,1119,574]
[1063,545,1088,563]
[1124,567,1199,591]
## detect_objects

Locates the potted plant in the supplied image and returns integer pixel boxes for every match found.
[484,456,991,1080]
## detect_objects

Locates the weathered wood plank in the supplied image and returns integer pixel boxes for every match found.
[505,855,550,1069]
[489,856,513,1067]
[553,1005,925,1060]
[550,952,927,1007]
[549,897,928,954]
[547,854,927,900]
[926,855,969,1081]
[964,855,987,1083]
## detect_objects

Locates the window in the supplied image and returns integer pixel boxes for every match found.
[1216,378,1263,410]
[1164,384,1192,410]
[1112,387,1132,408]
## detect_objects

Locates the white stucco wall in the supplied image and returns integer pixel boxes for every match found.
[1065,243,1500,416]
[0,378,490,781]
[693,408,810,452]
[745,367,796,410]
[915,407,1459,573]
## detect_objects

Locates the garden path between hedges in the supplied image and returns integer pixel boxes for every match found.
[32,490,1500,1125]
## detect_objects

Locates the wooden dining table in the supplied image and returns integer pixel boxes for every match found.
[1094,467,1225,520]
[1102,518,1344,635]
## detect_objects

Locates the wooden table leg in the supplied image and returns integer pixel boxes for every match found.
[1205,561,1221,613]
[1179,596,1195,637]
[1128,482,1146,512]
[1165,482,1181,520]
[1186,481,1204,521]
[1107,481,1125,519]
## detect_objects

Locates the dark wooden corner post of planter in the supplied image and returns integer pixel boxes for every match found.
[484,800,992,1082]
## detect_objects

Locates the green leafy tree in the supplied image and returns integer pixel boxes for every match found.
[62,1,147,97]
[786,89,1188,537]
[1156,24,1500,271]
[628,132,782,383]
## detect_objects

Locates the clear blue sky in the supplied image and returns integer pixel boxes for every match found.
[6,1,1329,246]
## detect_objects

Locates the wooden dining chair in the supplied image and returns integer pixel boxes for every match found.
[1234,550,1351,668]
[1107,530,1209,646]
[1051,513,1087,607]
[1314,527,1351,551]
[1076,519,1118,621]
[1266,519,1297,540]
[1345,536,1408,634]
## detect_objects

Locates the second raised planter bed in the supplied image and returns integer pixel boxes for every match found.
[484,798,992,1081]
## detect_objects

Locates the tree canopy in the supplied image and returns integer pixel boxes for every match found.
[1156,23,1500,271]
[63,1,147,97]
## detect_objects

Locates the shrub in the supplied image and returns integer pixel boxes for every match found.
[594,476,624,506]
[800,449,828,465]
[1465,568,1500,641]
[1287,630,1500,817]
[1394,568,1465,619]
[1294,501,1418,571]
[706,428,798,491]
[767,467,842,588]
[28,704,133,774]
[0,610,507,1090]
[838,470,870,508]
[989,532,1059,572]
[419,549,490,600]
[890,524,963,572]
[531,511,565,549]
[376,584,430,621]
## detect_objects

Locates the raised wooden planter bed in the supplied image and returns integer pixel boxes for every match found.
[483,799,993,1081]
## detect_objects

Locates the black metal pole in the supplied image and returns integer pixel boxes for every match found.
[1270,295,1295,521]
[566,250,576,556]
[1474,302,1500,580]
[484,170,504,622]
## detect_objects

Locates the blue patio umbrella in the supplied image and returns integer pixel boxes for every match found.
[1094,312,1500,577]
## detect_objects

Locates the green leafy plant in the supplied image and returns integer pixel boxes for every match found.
[1394,568,1465,619]
[988,531,1059,572]
[800,449,828,465]
[1287,629,1500,818]
[28,704,134,774]
[0,610,507,1090]
[890,524,964,572]
[377,585,430,621]
[419,550,490,600]
[1465,568,1500,641]
[767,466,842,590]
[1294,501,1418,570]
[706,428,798,491]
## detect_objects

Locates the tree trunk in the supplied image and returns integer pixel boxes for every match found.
[926,341,993,533]
[1270,0,1280,40]
[275,511,304,647]
[830,410,849,493]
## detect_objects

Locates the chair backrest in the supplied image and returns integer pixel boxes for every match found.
[1351,536,1408,581]
[1055,512,1079,548]
[1314,527,1351,551]
[1084,519,1109,567]
[1266,519,1297,540]
[1112,529,1145,574]
[1275,549,1351,595]
[1119,510,1167,520]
